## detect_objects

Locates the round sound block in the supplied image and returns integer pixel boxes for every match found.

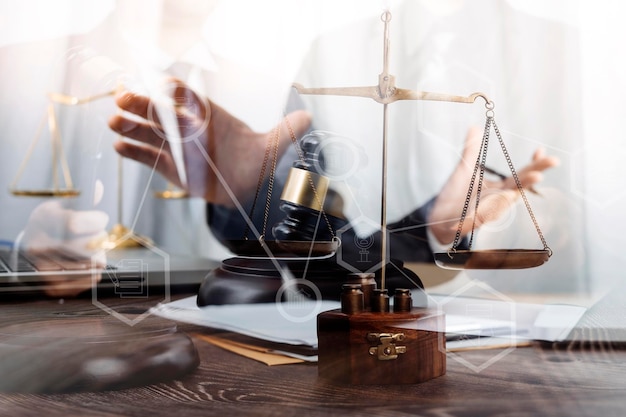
[223,239,338,258]
[0,316,199,393]
[197,257,426,306]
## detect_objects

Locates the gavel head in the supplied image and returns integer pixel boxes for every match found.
[272,132,347,244]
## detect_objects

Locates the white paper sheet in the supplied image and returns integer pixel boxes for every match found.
[151,294,587,351]
[152,296,339,347]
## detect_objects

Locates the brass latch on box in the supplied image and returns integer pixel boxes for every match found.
[367,332,406,360]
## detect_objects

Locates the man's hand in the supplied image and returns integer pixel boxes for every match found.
[428,126,560,245]
[108,78,312,207]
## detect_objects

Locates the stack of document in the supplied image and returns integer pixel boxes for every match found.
[151,295,586,362]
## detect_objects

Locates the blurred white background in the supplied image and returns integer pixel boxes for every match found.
[0,0,624,297]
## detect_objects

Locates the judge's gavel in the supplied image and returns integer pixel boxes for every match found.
[272,132,347,244]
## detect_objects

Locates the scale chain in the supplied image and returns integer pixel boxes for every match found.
[450,104,551,255]
[467,117,491,250]
[244,120,279,240]
[491,119,551,254]
[451,114,491,251]
[262,122,282,239]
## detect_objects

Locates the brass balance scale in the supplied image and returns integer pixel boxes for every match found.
[198,10,551,385]
[198,9,550,288]
[9,88,189,249]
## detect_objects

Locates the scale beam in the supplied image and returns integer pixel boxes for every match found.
[292,10,490,107]
[292,83,491,106]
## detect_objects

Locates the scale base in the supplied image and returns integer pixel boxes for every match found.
[91,224,153,250]
[153,189,189,199]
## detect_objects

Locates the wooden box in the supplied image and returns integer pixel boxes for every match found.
[317,308,446,385]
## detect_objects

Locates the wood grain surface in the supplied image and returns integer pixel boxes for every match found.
[0,293,624,417]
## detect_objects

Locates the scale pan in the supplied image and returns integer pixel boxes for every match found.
[434,249,550,270]
[225,239,338,258]
[10,189,80,198]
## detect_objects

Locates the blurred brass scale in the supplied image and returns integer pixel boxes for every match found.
[9,87,187,249]
[289,10,551,384]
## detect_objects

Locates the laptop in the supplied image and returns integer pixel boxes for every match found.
[0,245,219,295]
[558,283,626,346]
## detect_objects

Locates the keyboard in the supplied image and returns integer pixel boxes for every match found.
[0,246,218,293]
[0,248,107,275]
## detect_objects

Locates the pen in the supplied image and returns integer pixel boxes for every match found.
[483,166,540,195]
[482,165,506,180]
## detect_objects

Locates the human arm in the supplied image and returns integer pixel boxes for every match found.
[427,126,560,247]
[108,78,312,208]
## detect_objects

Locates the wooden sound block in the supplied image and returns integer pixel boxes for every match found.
[317,308,446,385]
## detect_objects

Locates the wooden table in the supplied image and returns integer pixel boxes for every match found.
[0,293,625,417]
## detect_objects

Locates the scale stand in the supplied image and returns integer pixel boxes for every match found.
[291,10,552,384]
